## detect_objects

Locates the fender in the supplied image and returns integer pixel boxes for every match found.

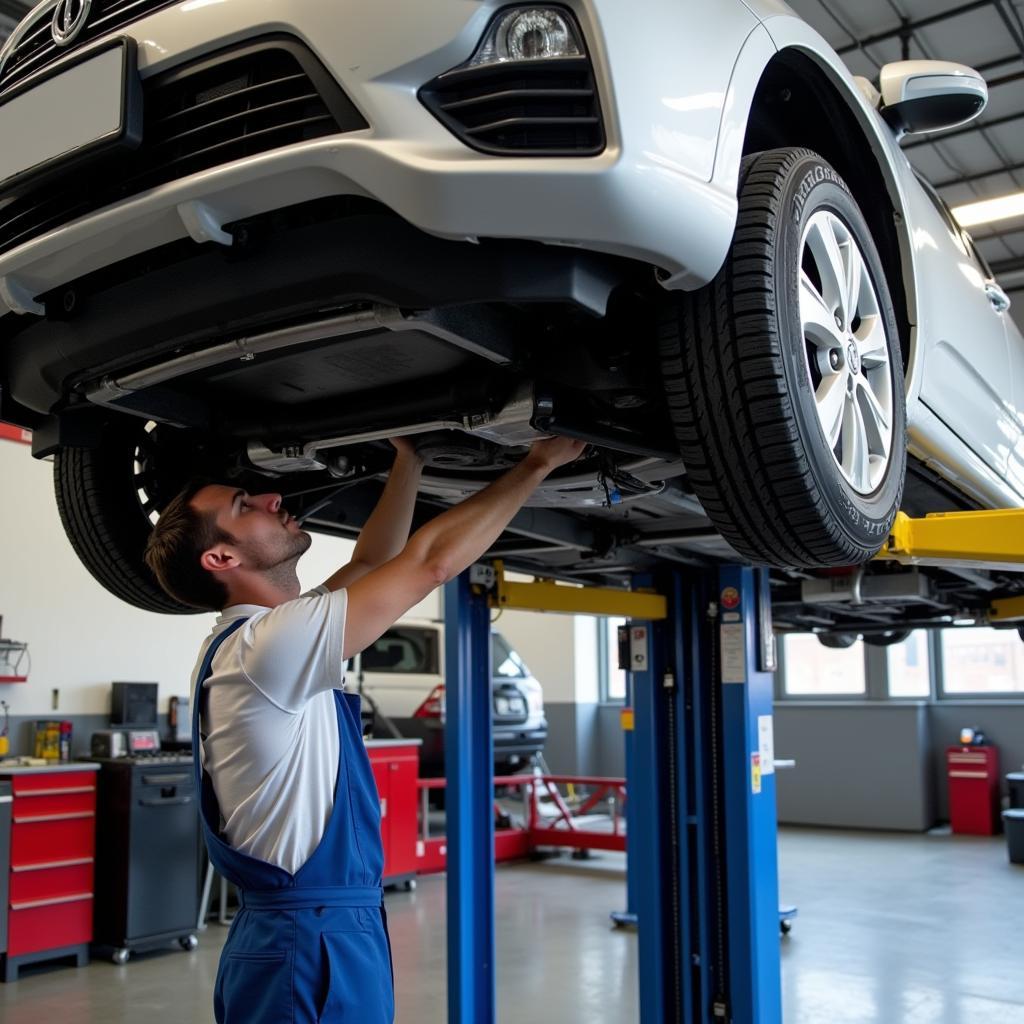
[709,13,923,399]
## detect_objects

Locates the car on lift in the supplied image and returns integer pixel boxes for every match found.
[0,0,1022,641]
[355,620,547,776]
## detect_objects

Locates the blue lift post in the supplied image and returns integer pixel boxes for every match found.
[444,562,782,1024]
[443,571,496,1024]
[629,565,782,1023]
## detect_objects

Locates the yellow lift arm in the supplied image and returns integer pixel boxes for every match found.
[879,509,1024,623]
[479,560,668,620]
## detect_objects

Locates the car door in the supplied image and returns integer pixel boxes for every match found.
[976,245,1024,499]
[911,175,1016,481]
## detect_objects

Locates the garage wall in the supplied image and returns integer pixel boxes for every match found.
[0,437,417,753]
[928,703,1024,818]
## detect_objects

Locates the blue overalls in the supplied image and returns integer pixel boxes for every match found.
[192,618,395,1023]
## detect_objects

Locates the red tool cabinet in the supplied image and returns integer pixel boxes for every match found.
[1,765,99,981]
[367,740,420,889]
[947,746,1001,836]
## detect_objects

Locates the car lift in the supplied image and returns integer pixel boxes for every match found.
[441,509,1024,1024]
[444,559,780,1024]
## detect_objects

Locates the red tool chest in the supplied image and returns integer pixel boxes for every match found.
[367,741,420,889]
[947,746,1001,836]
[1,765,99,981]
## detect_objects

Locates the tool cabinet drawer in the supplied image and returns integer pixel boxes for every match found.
[12,771,97,795]
[7,893,93,957]
[11,813,95,864]
[12,786,96,818]
[9,858,94,902]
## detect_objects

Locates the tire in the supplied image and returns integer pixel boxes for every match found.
[659,147,907,567]
[54,420,198,614]
[817,632,859,650]
[864,629,911,647]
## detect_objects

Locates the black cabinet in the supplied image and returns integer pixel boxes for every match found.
[91,757,199,962]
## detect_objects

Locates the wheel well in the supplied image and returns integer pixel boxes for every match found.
[743,49,911,367]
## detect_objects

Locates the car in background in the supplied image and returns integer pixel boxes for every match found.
[1,0,1023,643]
[354,620,547,776]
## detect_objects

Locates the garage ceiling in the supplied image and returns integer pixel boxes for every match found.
[786,0,1024,328]
[1,0,1023,322]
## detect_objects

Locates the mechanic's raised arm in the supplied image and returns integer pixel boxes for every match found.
[341,436,585,660]
[322,438,424,592]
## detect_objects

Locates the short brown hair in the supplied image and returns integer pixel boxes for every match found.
[144,479,235,611]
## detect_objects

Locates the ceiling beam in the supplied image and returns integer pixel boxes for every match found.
[934,159,1024,189]
[905,110,1024,149]
[836,0,996,56]
[991,256,1024,275]
[968,222,1024,243]
[990,0,1024,63]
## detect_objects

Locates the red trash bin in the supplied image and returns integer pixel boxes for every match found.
[947,746,1000,835]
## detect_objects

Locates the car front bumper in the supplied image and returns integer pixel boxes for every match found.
[0,0,759,317]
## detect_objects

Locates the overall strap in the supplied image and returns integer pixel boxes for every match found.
[191,617,248,793]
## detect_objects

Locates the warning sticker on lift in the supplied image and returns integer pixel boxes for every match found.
[720,623,746,683]
[630,626,649,672]
[751,753,762,795]
[758,715,775,775]
[720,586,741,611]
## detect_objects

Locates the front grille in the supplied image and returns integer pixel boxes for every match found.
[0,39,367,257]
[419,57,604,157]
[0,0,181,96]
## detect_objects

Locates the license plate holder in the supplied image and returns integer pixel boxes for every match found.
[0,37,142,195]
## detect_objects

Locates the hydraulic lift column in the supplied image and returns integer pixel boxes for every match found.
[443,571,496,1024]
[629,566,782,1023]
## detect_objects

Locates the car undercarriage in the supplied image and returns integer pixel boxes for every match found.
[5,196,1019,633]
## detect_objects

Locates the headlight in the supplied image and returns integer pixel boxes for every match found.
[468,6,585,68]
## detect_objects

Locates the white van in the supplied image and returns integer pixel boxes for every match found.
[353,620,547,776]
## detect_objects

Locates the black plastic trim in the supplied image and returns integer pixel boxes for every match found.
[418,5,604,157]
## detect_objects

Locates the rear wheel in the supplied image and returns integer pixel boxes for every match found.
[54,421,199,614]
[659,147,906,567]
[864,629,911,647]
[817,632,859,650]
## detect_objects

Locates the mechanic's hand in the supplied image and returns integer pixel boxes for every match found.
[389,436,421,461]
[525,436,587,473]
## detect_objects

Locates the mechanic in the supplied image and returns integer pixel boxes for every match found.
[142,434,584,1024]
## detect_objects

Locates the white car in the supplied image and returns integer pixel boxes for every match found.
[355,620,547,776]
[1,0,1022,637]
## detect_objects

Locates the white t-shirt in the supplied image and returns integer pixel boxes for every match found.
[191,586,348,875]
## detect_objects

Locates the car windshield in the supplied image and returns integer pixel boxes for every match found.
[492,633,529,679]
[361,626,439,674]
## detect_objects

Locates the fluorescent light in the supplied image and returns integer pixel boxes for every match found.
[952,191,1024,228]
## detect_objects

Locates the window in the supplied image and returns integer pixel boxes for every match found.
[887,630,931,697]
[361,626,439,674]
[597,616,628,702]
[492,633,529,679]
[940,627,1024,694]
[782,633,866,696]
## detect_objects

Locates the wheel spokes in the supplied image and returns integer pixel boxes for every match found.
[841,394,870,493]
[805,213,849,325]
[816,372,847,448]
[856,314,889,366]
[857,379,892,453]
[801,271,845,349]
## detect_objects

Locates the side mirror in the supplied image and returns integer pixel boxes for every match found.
[879,60,987,137]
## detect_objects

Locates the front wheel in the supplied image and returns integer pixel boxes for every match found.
[660,148,906,567]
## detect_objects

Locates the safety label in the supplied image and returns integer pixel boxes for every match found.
[751,753,762,795]
[758,715,775,775]
[630,626,649,672]
[720,586,741,611]
[720,623,746,683]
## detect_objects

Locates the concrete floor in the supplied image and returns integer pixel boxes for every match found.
[0,827,1020,1023]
